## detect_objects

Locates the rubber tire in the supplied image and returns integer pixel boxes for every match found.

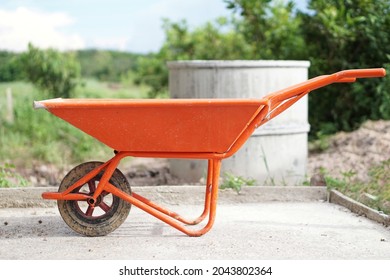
[58,162,131,237]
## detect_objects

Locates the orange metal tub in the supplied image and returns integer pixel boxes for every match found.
[34,68,386,237]
[34,99,265,154]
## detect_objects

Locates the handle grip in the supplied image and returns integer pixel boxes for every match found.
[336,68,386,79]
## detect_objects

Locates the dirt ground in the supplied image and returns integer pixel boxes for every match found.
[308,120,390,182]
[17,120,390,187]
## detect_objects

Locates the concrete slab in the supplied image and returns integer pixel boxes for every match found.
[0,185,389,260]
[0,185,328,208]
[0,201,389,260]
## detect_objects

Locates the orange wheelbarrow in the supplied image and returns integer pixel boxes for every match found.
[34,68,386,237]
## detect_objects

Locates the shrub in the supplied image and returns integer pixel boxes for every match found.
[19,43,81,98]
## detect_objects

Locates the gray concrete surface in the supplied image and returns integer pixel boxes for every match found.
[0,185,328,208]
[0,186,389,260]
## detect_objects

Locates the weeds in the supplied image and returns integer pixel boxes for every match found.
[322,159,390,214]
[260,145,276,186]
[0,163,28,188]
[220,172,256,194]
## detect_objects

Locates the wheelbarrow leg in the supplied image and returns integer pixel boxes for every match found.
[191,158,213,224]
[107,159,222,236]
[130,159,213,225]
[184,158,220,236]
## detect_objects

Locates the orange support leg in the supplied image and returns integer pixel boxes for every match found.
[132,159,213,225]
[105,159,221,236]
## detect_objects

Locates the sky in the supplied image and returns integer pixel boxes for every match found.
[0,0,308,54]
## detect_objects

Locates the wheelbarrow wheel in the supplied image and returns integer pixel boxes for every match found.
[58,161,131,237]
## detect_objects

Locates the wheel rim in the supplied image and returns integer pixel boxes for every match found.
[58,161,132,236]
[72,178,118,220]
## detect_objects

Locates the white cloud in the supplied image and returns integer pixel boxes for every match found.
[0,1,230,53]
[0,7,85,52]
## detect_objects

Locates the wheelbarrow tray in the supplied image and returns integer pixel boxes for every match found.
[34,98,264,154]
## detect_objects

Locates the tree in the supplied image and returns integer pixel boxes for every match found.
[225,0,306,59]
[136,1,305,97]
[76,50,141,82]
[0,51,24,82]
[299,0,390,135]
[135,18,254,97]
[20,43,81,98]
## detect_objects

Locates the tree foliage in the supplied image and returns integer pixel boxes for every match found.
[76,49,141,81]
[0,51,24,82]
[299,0,390,135]
[225,0,306,59]
[136,1,306,98]
[20,43,81,98]
[135,18,253,97]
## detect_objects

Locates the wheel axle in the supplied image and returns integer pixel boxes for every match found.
[87,198,96,206]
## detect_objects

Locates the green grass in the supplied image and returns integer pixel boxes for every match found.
[0,79,151,187]
[0,162,28,188]
[322,159,390,214]
[220,172,256,194]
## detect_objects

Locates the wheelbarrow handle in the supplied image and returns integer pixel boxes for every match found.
[335,68,386,79]
[253,68,387,130]
[264,68,386,102]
